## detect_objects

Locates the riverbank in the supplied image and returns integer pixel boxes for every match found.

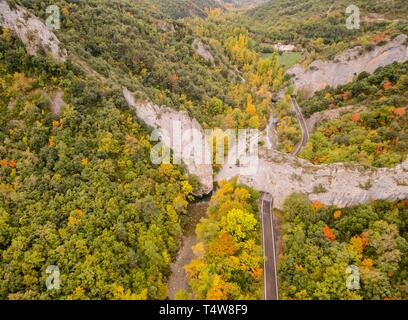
[167,200,210,299]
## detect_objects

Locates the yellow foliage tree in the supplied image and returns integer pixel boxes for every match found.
[361,258,373,268]
[245,94,256,115]
[333,210,342,220]
[349,236,364,259]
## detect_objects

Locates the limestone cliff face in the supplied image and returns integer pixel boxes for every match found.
[0,0,67,62]
[123,88,214,196]
[217,147,408,210]
[288,34,408,96]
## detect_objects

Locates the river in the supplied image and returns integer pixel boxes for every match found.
[167,199,210,299]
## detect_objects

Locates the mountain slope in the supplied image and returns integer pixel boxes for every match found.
[0,25,195,300]
[239,0,408,62]
[152,0,221,19]
[8,0,234,124]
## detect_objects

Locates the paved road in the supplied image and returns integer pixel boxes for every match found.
[261,193,279,300]
[291,96,310,156]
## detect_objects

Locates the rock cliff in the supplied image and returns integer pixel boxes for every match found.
[217,147,408,209]
[0,0,67,62]
[288,34,408,96]
[123,88,214,196]
[192,39,214,64]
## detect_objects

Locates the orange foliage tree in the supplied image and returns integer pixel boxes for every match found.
[362,258,373,268]
[8,160,16,168]
[207,233,238,257]
[312,200,325,210]
[383,81,393,90]
[351,113,361,122]
[323,225,336,240]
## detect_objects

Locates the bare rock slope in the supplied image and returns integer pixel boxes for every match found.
[217,147,408,210]
[123,88,214,196]
[288,34,408,96]
[0,0,67,62]
[192,39,214,64]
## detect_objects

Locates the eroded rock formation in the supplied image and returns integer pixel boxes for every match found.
[0,0,67,62]
[123,88,214,196]
[217,147,408,209]
[192,39,214,64]
[288,34,408,96]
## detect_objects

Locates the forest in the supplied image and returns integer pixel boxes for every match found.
[279,194,408,300]
[181,179,263,300]
[7,0,286,131]
[300,62,408,167]
[0,28,195,299]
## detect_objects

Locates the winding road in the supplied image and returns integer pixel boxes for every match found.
[261,193,279,300]
[291,96,310,156]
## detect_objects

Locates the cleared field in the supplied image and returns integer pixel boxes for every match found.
[278,52,302,68]
[261,51,301,68]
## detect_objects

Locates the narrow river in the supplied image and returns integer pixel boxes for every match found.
[167,199,210,299]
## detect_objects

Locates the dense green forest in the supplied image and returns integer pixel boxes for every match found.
[300,62,408,167]
[279,194,408,300]
[0,28,196,300]
[181,179,263,300]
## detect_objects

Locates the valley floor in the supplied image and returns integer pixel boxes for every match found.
[168,201,209,299]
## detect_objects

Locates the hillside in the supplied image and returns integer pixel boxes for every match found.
[299,61,408,168]
[279,194,408,300]
[0,28,195,299]
[242,0,408,62]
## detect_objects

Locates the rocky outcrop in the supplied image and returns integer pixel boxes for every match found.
[288,34,408,96]
[216,147,408,210]
[156,20,175,33]
[0,0,67,62]
[123,88,213,196]
[192,39,214,64]
[49,90,65,115]
[305,105,366,132]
